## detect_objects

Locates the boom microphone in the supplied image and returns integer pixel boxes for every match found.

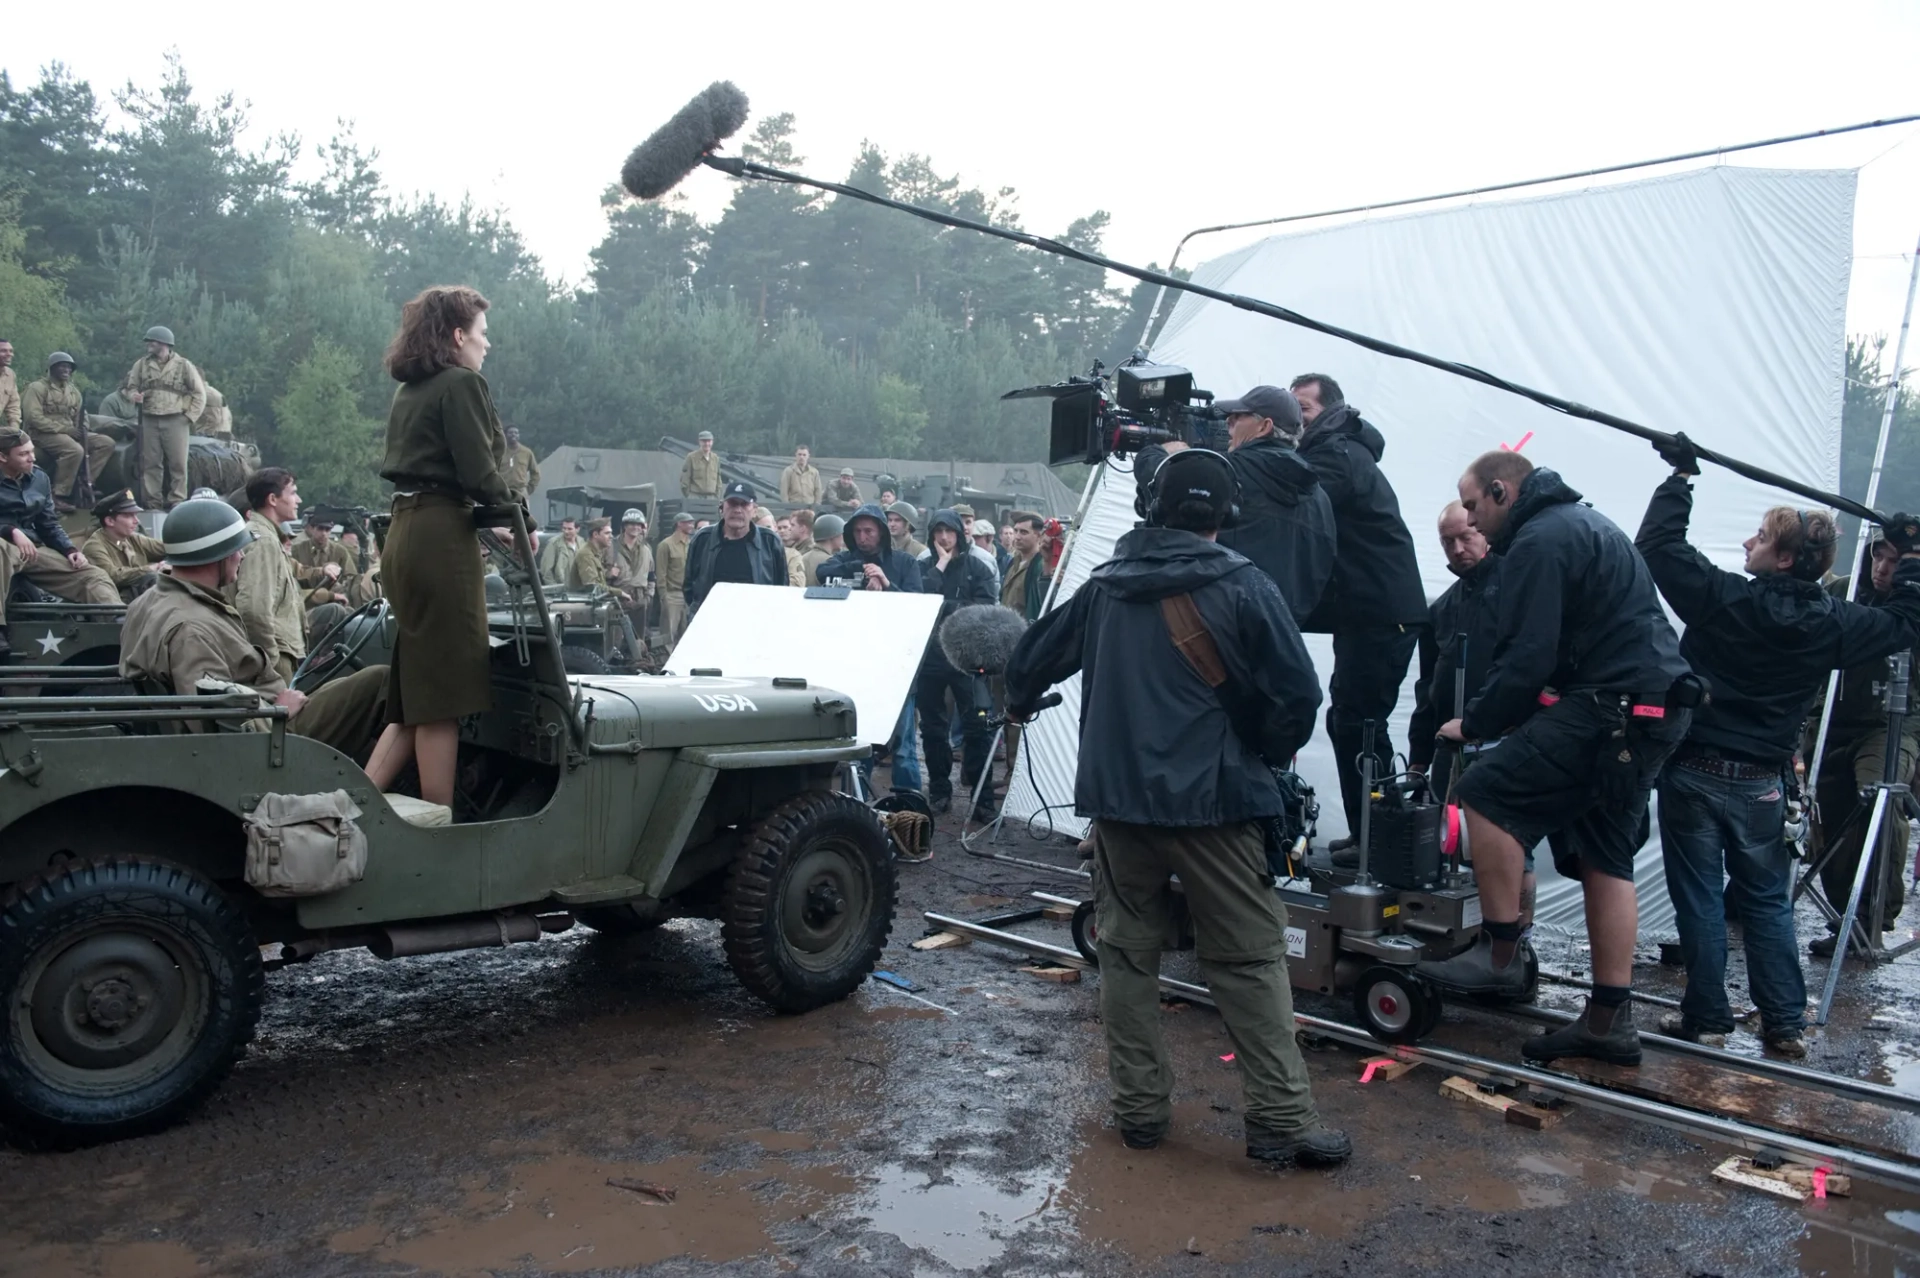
[621,81,751,200]
[940,605,1028,675]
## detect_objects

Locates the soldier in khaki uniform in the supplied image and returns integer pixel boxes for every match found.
[23,353,114,507]
[80,489,167,600]
[754,508,807,586]
[231,467,310,683]
[610,505,653,608]
[0,340,17,431]
[192,384,232,437]
[656,510,694,645]
[121,498,391,758]
[569,517,614,591]
[826,467,862,511]
[779,445,822,506]
[537,517,581,585]
[680,430,722,499]
[291,510,356,605]
[502,425,539,500]
[120,325,207,510]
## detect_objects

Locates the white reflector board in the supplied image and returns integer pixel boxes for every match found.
[666,583,942,747]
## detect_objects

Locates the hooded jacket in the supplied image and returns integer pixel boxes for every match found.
[1462,468,1688,740]
[814,504,925,592]
[1409,553,1503,770]
[1136,436,1336,619]
[1637,474,1920,764]
[1004,527,1322,826]
[918,509,999,673]
[683,520,789,611]
[1294,404,1428,631]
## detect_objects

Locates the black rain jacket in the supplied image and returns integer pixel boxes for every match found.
[1636,474,1920,764]
[1004,527,1322,826]
[918,508,998,674]
[1462,468,1689,740]
[683,522,789,611]
[814,504,925,592]
[1294,404,1427,631]
[1408,554,1503,770]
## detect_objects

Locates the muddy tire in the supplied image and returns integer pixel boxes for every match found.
[574,899,673,935]
[1353,965,1438,1046]
[721,792,896,1013]
[561,645,610,676]
[0,857,262,1145]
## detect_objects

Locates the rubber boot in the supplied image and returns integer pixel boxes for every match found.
[1656,1013,1727,1048]
[1416,931,1528,998]
[1521,997,1641,1066]
[1246,1122,1352,1169]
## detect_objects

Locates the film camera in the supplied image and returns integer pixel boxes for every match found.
[1004,353,1230,467]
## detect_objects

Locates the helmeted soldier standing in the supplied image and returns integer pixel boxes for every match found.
[121,326,207,510]
[23,353,114,508]
[80,489,167,600]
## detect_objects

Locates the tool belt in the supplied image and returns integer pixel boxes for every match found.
[1674,748,1778,781]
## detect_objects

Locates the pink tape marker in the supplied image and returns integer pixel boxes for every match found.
[1219,1053,1236,1063]
[1360,1060,1385,1084]
[1812,1168,1829,1199]
[1501,431,1535,453]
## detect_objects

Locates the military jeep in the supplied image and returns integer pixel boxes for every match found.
[0,510,892,1145]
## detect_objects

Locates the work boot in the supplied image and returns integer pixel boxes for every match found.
[1246,1122,1352,1169]
[928,794,952,815]
[1327,836,1360,870]
[1655,1013,1728,1048]
[1521,998,1641,1066]
[1416,931,1528,998]
[1120,1126,1164,1150]
[1763,1030,1808,1059]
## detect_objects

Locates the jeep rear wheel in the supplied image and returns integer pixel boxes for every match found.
[721,792,896,1013]
[0,858,262,1145]
[561,645,610,676]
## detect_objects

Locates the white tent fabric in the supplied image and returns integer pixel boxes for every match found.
[1004,165,1857,938]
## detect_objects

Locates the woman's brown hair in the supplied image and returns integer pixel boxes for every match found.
[384,285,490,383]
[1760,505,1838,581]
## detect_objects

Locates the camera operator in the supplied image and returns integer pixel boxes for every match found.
[1289,375,1428,853]
[1133,384,1335,620]
[1636,447,1920,1058]
[1421,450,1692,1065]
[1004,449,1346,1169]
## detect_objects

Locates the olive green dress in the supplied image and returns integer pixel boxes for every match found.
[379,366,514,724]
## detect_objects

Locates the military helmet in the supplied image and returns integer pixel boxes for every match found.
[144,325,176,346]
[162,498,254,566]
[814,513,845,540]
[188,487,220,501]
[484,572,509,605]
[887,500,919,527]
[621,507,647,527]
[46,352,76,370]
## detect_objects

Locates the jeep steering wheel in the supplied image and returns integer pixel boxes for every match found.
[293,599,389,692]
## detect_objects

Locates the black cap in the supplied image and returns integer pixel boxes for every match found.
[1155,449,1236,522]
[722,481,756,503]
[1213,385,1304,439]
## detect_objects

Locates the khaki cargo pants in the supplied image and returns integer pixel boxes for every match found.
[1091,819,1318,1139]
[1814,728,1920,922]
[0,539,119,605]
[28,429,115,502]
[138,411,192,510]
[661,590,688,648]
[289,664,390,763]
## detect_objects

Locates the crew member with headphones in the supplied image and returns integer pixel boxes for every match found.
[1636,441,1920,1059]
[1005,448,1348,1170]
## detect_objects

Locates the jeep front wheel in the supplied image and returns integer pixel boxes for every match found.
[721,792,896,1013]
[0,858,263,1145]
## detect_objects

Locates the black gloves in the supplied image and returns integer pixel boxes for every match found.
[1653,432,1700,476]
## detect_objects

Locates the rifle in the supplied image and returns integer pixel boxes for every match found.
[72,398,96,510]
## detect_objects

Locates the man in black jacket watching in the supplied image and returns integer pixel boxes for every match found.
[1134,384,1336,621]
[1290,375,1428,857]
[917,508,998,816]
[1421,450,1692,1064]
[1005,449,1347,1169]
[814,502,924,593]
[1637,447,1920,1058]
[683,482,792,614]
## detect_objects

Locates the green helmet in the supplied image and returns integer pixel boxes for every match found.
[46,352,75,370]
[162,498,253,566]
[144,325,176,346]
[484,572,509,605]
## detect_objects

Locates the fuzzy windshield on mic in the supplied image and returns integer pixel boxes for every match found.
[939,604,1029,675]
[621,81,751,200]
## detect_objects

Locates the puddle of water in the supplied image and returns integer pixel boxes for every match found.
[841,1161,1057,1271]
[0,1240,206,1278]
[1874,1047,1920,1101]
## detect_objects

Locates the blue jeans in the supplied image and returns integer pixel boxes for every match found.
[1657,762,1804,1034]
[889,693,922,792]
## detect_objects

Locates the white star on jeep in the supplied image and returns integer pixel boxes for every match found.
[37,630,64,656]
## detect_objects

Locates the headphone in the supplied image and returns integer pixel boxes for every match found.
[1489,480,1508,504]
[1143,448,1242,530]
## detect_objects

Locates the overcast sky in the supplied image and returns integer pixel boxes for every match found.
[9,1,1920,343]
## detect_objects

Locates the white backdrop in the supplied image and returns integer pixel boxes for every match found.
[1003,165,1857,937]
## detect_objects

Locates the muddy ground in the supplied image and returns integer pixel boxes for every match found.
[5,785,1920,1278]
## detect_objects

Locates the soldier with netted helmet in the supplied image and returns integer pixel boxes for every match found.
[119,498,405,765]
[23,352,113,509]
[120,325,208,510]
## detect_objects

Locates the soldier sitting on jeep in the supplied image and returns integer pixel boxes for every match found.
[120,498,403,766]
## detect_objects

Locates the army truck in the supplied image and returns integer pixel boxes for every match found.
[0,510,893,1145]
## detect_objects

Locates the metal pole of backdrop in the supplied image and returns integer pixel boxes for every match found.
[1804,230,1920,823]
